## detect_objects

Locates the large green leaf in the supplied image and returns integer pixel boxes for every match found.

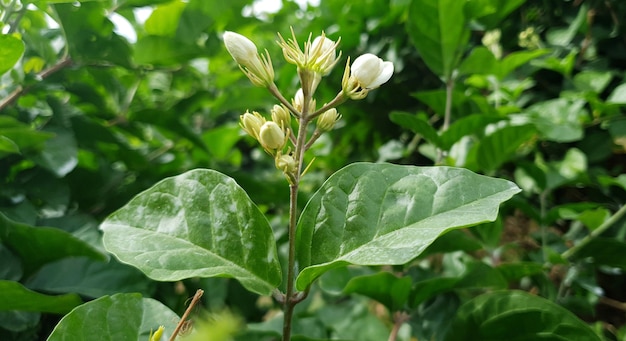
[445,291,602,341]
[343,272,412,311]
[0,34,24,75]
[47,293,179,341]
[0,281,82,314]
[295,163,520,290]
[0,213,106,275]
[100,169,281,295]
[473,124,537,172]
[407,0,469,79]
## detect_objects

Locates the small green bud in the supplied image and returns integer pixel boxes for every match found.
[259,121,285,150]
[149,326,165,341]
[240,111,265,140]
[271,104,291,129]
[317,108,341,131]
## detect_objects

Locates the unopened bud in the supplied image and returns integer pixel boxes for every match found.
[275,153,297,174]
[259,121,285,150]
[240,111,265,140]
[271,104,291,129]
[317,108,341,131]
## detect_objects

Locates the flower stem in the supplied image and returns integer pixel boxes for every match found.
[282,115,310,341]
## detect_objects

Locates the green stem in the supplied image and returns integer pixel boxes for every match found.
[282,114,310,341]
[436,74,455,164]
[539,190,549,264]
[562,204,626,260]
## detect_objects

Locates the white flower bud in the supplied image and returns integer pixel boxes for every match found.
[224,31,274,87]
[224,31,259,67]
[259,121,285,150]
[350,53,394,89]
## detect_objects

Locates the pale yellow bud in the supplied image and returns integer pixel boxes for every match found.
[259,121,285,150]
[240,111,266,140]
[271,104,291,129]
[292,88,316,113]
[275,153,297,174]
[309,35,340,75]
[317,108,341,132]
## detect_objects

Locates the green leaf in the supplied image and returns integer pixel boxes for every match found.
[407,0,469,78]
[607,83,626,104]
[389,111,442,148]
[464,0,526,28]
[0,135,20,156]
[497,262,544,281]
[459,48,549,79]
[0,280,82,314]
[30,126,78,177]
[445,290,602,341]
[26,257,155,298]
[0,213,106,275]
[144,0,186,37]
[134,35,204,66]
[0,116,54,152]
[439,115,503,150]
[573,70,613,93]
[526,99,588,142]
[343,272,412,311]
[47,293,179,341]
[100,169,282,295]
[569,238,626,270]
[0,34,25,75]
[295,163,521,290]
[473,124,536,171]
[411,261,507,307]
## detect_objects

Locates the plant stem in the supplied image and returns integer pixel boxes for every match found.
[562,204,626,260]
[387,311,410,341]
[282,114,310,341]
[0,57,73,112]
[539,190,549,264]
[169,289,204,341]
[436,74,455,164]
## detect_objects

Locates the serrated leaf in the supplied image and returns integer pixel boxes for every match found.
[0,213,106,275]
[445,291,602,341]
[295,163,520,290]
[100,169,281,295]
[407,0,469,78]
[47,293,179,341]
[0,280,82,314]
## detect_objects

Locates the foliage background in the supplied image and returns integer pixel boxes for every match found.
[1,0,625,340]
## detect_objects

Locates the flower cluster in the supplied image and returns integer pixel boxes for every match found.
[223,29,393,182]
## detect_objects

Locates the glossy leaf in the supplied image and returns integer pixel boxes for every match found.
[100,169,281,295]
[439,115,502,150]
[30,126,78,177]
[0,280,82,314]
[47,293,179,341]
[0,34,24,75]
[407,0,469,78]
[465,0,526,29]
[295,163,521,290]
[445,291,603,341]
[607,83,626,104]
[0,213,106,275]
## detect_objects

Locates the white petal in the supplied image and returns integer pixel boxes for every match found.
[367,61,394,89]
[351,53,383,88]
[224,31,258,66]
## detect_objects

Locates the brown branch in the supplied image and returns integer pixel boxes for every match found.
[0,56,73,112]
[169,289,204,341]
